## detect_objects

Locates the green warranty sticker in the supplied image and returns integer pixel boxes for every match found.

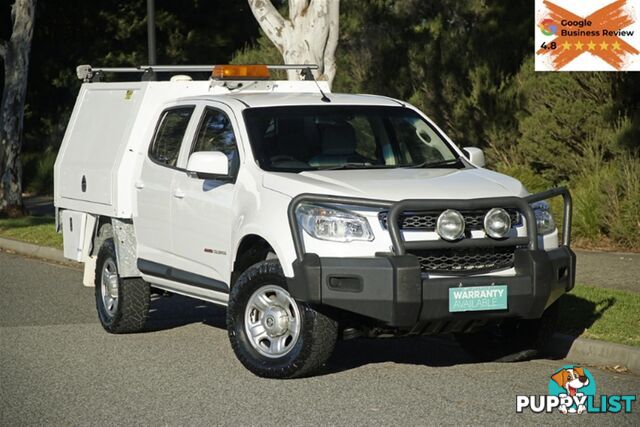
[449,285,508,312]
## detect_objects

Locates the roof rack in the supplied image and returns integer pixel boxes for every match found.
[76,64,319,83]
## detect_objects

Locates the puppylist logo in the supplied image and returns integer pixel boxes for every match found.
[516,365,637,414]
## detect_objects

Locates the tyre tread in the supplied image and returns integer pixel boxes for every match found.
[95,239,150,334]
[227,260,337,378]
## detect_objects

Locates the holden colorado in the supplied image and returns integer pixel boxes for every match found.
[54,64,575,378]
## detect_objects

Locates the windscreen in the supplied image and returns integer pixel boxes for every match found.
[243,106,462,172]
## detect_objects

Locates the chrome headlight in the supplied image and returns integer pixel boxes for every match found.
[295,203,374,242]
[532,201,556,235]
[484,208,511,239]
[437,209,465,241]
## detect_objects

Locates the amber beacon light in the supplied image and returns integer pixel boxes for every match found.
[211,64,270,80]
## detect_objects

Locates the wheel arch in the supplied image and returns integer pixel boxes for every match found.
[90,216,139,279]
[91,216,114,256]
[231,233,277,286]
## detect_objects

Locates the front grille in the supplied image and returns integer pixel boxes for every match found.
[378,208,520,231]
[411,246,517,274]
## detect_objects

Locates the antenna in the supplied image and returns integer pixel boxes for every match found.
[301,67,331,103]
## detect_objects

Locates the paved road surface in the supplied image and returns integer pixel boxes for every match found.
[576,250,639,293]
[1,252,638,426]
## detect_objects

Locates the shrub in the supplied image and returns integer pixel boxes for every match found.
[607,155,640,248]
[570,155,640,248]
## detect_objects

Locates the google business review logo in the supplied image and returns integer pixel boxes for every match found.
[535,0,640,71]
[539,18,558,36]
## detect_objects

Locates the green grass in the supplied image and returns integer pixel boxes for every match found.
[0,216,62,249]
[557,285,640,347]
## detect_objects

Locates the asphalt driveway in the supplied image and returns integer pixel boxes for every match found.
[1,251,638,425]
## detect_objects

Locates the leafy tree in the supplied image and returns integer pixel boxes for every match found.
[507,64,623,184]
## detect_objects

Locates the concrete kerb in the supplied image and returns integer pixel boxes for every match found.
[1,236,638,373]
[0,237,80,268]
[547,334,640,373]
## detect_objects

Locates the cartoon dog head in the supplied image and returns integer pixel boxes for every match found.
[551,367,589,396]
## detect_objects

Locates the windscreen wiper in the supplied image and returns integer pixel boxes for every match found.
[404,158,463,169]
[314,163,391,171]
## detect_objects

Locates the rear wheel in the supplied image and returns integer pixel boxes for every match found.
[95,238,150,333]
[227,260,338,378]
[456,301,559,362]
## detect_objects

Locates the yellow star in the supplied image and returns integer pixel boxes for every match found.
[562,41,572,50]
[612,40,621,50]
[600,41,608,50]
[575,41,584,50]
[587,40,596,51]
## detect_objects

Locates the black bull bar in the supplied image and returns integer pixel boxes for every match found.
[287,187,572,261]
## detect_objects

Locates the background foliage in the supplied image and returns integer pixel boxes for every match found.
[3,0,639,248]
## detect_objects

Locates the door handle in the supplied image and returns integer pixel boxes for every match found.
[172,189,185,199]
[134,180,145,190]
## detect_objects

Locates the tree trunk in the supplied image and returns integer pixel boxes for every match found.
[248,0,339,88]
[0,0,36,217]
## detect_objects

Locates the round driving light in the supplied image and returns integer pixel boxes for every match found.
[436,209,465,241]
[484,208,512,239]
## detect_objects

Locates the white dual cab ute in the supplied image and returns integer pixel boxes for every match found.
[55,64,575,378]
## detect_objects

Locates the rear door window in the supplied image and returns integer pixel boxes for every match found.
[149,107,195,167]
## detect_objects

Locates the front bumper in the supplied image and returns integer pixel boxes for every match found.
[288,247,575,328]
[286,188,575,328]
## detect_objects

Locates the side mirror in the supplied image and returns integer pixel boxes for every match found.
[462,147,485,168]
[186,151,229,179]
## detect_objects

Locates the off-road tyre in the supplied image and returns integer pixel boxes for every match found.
[95,238,150,333]
[456,301,560,362]
[227,260,338,379]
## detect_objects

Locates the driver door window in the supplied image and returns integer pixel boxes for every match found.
[191,108,240,176]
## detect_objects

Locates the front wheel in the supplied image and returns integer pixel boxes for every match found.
[227,260,338,378]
